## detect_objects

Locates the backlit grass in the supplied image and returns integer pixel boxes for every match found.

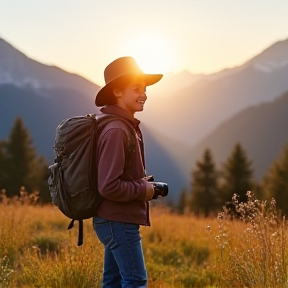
[1,193,288,287]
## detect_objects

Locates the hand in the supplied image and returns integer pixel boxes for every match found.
[144,175,154,182]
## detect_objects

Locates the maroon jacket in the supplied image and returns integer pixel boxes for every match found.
[96,105,153,226]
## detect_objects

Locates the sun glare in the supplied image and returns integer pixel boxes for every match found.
[121,32,176,75]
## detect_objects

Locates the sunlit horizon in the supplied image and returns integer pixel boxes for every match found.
[3,32,285,88]
[1,0,288,86]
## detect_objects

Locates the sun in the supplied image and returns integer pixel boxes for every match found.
[121,31,176,75]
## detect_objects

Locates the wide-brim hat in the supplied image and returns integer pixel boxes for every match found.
[95,56,163,107]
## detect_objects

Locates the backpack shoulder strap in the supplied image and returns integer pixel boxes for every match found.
[96,114,136,170]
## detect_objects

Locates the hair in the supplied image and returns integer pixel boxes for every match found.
[106,78,127,105]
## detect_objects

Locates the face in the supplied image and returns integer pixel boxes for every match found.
[114,78,147,116]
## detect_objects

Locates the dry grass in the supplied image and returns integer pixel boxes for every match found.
[214,192,288,288]
[0,203,103,288]
[1,193,288,287]
[141,206,218,287]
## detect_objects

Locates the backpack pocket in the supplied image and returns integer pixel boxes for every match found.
[48,162,59,204]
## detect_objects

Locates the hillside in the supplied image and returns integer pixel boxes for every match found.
[140,38,288,145]
[0,37,99,97]
[190,90,288,180]
[0,84,100,158]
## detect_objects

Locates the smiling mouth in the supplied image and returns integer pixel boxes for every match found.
[137,100,145,104]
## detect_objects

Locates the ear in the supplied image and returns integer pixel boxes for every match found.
[113,88,122,98]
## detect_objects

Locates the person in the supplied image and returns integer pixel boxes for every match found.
[93,56,168,288]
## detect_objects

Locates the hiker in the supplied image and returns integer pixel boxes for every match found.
[93,56,168,288]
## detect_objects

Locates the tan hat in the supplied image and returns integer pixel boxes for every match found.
[95,56,163,107]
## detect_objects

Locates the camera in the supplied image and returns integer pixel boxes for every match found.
[146,175,169,199]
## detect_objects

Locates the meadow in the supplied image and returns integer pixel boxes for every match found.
[1,192,288,288]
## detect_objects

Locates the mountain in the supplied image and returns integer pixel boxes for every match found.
[190,90,288,180]
[139,38,288,146]
[145,70,205,98]
[0,84,100,158]
[141,124,190,197]
[0,37,102,149]
[0,38,99,98]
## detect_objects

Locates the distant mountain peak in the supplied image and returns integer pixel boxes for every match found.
[0,37,100,97]
[247,37,288,67]
[249,38,288,73]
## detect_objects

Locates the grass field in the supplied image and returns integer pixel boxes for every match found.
[1,193,288,288]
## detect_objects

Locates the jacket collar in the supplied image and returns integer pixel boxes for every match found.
[100,105,140,128]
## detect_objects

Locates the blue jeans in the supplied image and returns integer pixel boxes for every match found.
[93,217,148,288]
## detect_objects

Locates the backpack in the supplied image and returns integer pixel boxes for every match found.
[47,113,136,246]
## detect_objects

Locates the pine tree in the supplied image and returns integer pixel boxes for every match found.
[220,142,254,203]
[190,149,219,217]
[1,117,47,198]
[263,142,288,215]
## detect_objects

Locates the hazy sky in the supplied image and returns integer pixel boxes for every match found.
[1,0,288,86]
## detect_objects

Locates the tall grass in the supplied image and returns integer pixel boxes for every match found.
[141,206,218,287]
[1,193,288,287]
[214,191,288,288]
[0,202,103,287]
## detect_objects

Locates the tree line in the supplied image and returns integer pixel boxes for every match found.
[0,117,50,203]
[1,117,288,214]
[176,141,288,217]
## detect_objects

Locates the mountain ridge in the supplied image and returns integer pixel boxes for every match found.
[190,90,288,180]
[140,38,288,145]
[0,37,100,98]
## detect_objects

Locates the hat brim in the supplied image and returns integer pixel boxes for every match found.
[95,73,163,107]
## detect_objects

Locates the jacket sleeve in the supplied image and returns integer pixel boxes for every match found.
[97,127,153,202]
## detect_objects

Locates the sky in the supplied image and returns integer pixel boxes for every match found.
[0,0,288,86]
